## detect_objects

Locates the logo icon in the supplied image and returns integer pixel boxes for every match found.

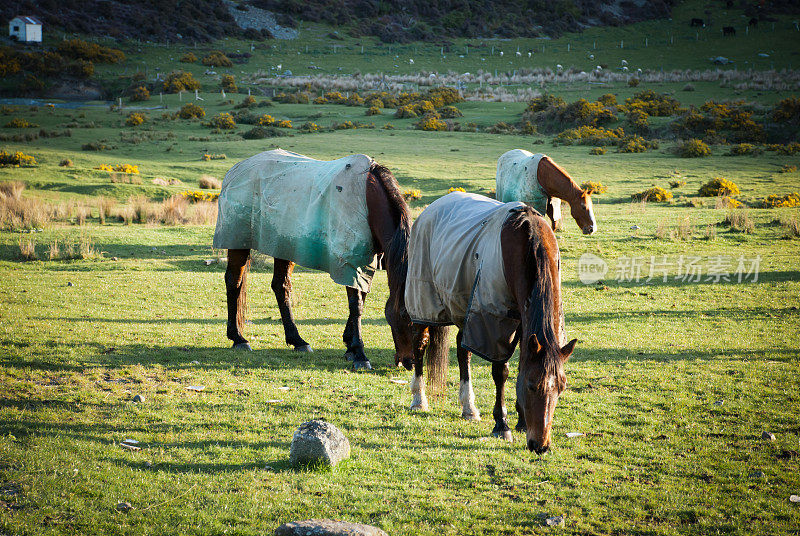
[578,253,608,285]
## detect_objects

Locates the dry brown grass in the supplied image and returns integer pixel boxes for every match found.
[116,206,135,225]
[18,235,37,260]
[723,210,755,233]
[189,201,218,225]
[704,224,717,241]
[162,195,189,225]
[79,233,99,259]
[0,181,25,199]
[75,205,89,226]
[0,187,52,230]
[199,175,222,189]
[96,196,116,225]
[48,240,60,260]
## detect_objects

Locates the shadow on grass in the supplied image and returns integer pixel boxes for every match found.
[563,269,800,289]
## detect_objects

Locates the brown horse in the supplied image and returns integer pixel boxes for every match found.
[405,192,576,453]
[496,149,596,235]
[219,153,415,371]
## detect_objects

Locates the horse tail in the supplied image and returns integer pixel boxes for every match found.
[425,325,450,395]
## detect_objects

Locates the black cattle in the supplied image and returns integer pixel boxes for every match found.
[723,26,736,36]
[691,18,705,27]
[748,17,758,28]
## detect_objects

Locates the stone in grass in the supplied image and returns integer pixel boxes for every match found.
[116,502,133,512]
[545,515,564,527]
[275,519,388,536]
[289,420,350,468]
[132,394,145,403]
[761,431,776,441]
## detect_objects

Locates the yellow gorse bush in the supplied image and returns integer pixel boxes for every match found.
[403,189,422,201]
[762,192,800,208]
[95,164,139,174]
[581,181,607,195]
[181,190,220,203]
[448,187,466,194]
[0,150,36,167]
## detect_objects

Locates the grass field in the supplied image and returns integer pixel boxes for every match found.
[1,1,800,534]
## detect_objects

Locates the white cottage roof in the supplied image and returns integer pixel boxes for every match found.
[13,16,42,25]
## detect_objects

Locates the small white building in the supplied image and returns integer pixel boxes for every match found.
[9,16,42,43]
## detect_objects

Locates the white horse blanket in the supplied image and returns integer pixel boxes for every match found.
[496,149,562,227]
[212,149,378,293]
[405,192,526,363]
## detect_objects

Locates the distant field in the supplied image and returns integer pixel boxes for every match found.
[1,1,800,534]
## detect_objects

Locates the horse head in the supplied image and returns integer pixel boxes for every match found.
[384,299,415,368]
[570,191,596,235]
[516,334,576,454]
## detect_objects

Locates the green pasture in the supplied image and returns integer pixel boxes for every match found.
[2,1,800,533]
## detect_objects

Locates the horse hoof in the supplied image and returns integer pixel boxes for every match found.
[233,342,252,351]
[352,360,372,371]
[294,345,313,353]
[400,357,413,371]
[492,429,514,442]
[461,412,482,421]
[410,403,429,412]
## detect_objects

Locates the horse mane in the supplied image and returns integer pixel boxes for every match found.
[369,162,411,312]
[504,206,564,391]
[541,156,581,193]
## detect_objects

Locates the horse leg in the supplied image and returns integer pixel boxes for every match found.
[343,287,371,371]
[457,330,480,421]
[515,401,526,432]
[491,361,513,441]
[410,325,429,411]
[271,258,312,352]
[226,249,252,351]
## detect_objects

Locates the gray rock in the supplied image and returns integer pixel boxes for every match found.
[761,431,776,441]
[289,420,350,468]
[545,515,564,527]
[132,394,144,403]
[749,471,765,479]
[275,520,387,536]
[116,502,132,512]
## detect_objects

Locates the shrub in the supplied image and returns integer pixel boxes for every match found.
[631,187,673,202]
[346,93,364,106]
[199,175,221,189]
[618,135,658,153]
[0,150,36,167]
[780,165,798,174]
[299,122,320,133]
[56,39,125,63]
[403,189,421,201]
[256,114,275,126]
[274,92,310,104]
[313,96,328,105]
[221,74,237,92]
[581,181,607,195]
[324,91,346,104]
[95,163,139,174]
[699,177,740,197]
[162,195,189,225]
[776,142,800,155]
[714,196,743,209]
[276,119,292,128]
[208,113,236,130]
[130,86,150,102]
[677,138,711,158]
[178,103,205,119]
[448,187,466,193]
[59,158,73,167]
[163,71,200,93]
[762,192,800,208]
[623,90,681,117]
[669,180,686,189]
[589,147,606,155]
[4,118,38,128]
[777,213,800,238]
[235,95,257,108]
[628,78,640,87]
[181,190,219,203]
[333,120,356,130]
[242,126,286,139]
[728,143,761,156]
[597,94,617,106]
[82,141,110,151]
[383,123,395,130]
[366,106,381,116]
[525,94,566,113]
[416,114,447,131]
[395,105,418,119]
[438,106,463,118]
[202,51,233,67]
[487,122,517,134]
[772,96,800,124]
[180,53,198,63]
[201,153,227,161]
[555,125,624,146]
[428,87,463,106]
[125,112,147,127]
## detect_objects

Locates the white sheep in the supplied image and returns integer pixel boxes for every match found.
[528,52,532,57]
[596,65,602,71]
[556,64,563,70]
[409,59,414,64]
[621,59,628,66]
[516,51,522,57]
[622,66,629,71]
[589,54,594,60]
[499,51,503,57]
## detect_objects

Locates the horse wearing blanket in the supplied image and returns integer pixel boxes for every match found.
[496,149,597,235]
[213,149,415,371]
[404,192,577,453]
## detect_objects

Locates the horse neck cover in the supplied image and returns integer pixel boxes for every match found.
[405,192,526,363]
[496,149,562,224]
[212,149,378,292]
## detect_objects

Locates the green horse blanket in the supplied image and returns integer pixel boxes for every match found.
[405,192,527,363]
[212,149,379,293]
[496,149,562,227]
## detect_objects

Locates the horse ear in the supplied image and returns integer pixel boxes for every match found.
[527,333,542,355]
[560,338,577,361]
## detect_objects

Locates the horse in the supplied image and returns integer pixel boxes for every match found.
[496,149,596,235]
[213,149,415,371]
[403,192,577,454]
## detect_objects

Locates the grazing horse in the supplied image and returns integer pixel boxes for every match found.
[404,192,577,453]
[213,149,414,371]
[496,149,596,235]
